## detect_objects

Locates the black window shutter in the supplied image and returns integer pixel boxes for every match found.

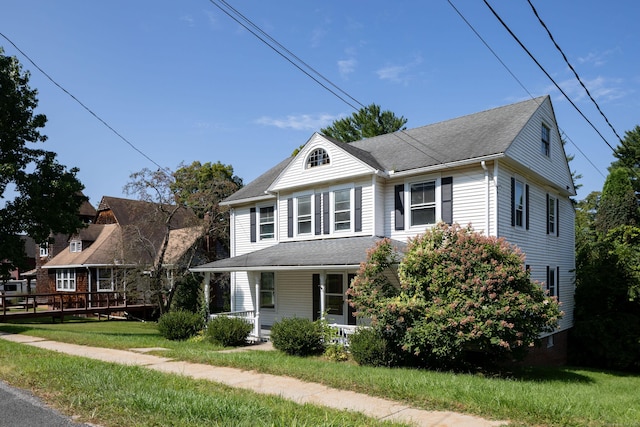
[556,198,560,237]
[556,266,560,301]
[354,187,362,232]
[546,194,550,234]
[441,177,453,225]
[250,208,256,242]
[525,184,530,230]
[546,265,550,295]
[510,178,516,227]
[287,198,293,238]
[323,192,330,234]
[312,274,320,321]
[394,184,404,230]
[314,194,322,235]
[347,273,357,325]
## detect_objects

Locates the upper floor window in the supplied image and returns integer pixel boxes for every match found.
[306,148,330,168]
[410,181,436,226]
[513,179,525,228]
[546,266,557,297]
[56,269,76,291]
[297,195,312,234]
[541,124,550,157]
[69,240,82,253]
[260,272,275,309]
[548,195,556,234]
[334,189,351,231]
[259,206,275,240]
[39,243,49,257]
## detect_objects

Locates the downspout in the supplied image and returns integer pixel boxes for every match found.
[481,161,490,235]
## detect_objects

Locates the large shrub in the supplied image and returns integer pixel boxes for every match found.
[348,327,395,367]
[349,223,562,369]
[206,316,253,347]
[270,317,325,356]
[157,310,203,341]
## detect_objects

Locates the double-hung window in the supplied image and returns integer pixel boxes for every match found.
[297,195,312,235]
[56,269,76,291]
[410,181,436,226]
[97,268,114,291]
[39,244,49,257]
[548,195,556,234]
[513,179,525,228]
[259,206,275,240]
[260,272,275,309]
[334,189,351,231]
[541,124,550,157]
[546,266,557,298]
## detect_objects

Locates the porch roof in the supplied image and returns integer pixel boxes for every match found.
[190,236,406,272]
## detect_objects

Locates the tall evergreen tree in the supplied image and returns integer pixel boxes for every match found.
[611,125,640,197]
[320,103,407,143]
[594,167,640,235]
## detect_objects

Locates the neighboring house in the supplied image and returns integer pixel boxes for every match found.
[34,198,96,294]
[191,96,576,363]
[42,196,201,307]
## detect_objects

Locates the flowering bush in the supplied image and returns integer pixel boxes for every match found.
[348,223,562,369]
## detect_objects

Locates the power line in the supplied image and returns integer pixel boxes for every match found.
[481,0,618,154]
[446,0,605,179]
[525,0,624,145]
[0,31,173,179]
[206,0,363,111]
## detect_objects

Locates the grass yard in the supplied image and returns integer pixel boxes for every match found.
[1,318,639,426]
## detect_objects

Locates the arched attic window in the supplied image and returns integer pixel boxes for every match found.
[306,148,330,168]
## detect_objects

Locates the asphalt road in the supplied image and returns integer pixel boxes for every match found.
[0,381,94,427]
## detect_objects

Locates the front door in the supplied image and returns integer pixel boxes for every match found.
[325,274,345,324]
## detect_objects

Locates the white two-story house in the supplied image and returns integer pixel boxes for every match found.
[192,95,576,362]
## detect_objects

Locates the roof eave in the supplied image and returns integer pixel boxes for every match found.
[388,153,505,178]
[190,264,362,273]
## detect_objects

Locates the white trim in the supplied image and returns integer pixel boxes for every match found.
[191,264,362,273]
[388,153,505,178]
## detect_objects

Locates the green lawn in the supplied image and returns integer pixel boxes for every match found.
[1,318,639,427]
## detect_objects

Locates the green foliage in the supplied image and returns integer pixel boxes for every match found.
[320,103,407,143]
[594,168,639,235]
[0,47,86,278]
[157,310,204,341]
[205,316,252,347]
[611,124,640,196]
[348,328,396,367]
[171,274,204,314]
[324,343,349,362]
[571,225,640,371]
[269,317,325,356]
[349,223,562,369]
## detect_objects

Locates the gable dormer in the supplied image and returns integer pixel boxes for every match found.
[269,133,380,192]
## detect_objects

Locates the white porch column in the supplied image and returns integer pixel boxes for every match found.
[319,271,326,320]
[249,271,261,338]
[203,272,210,319]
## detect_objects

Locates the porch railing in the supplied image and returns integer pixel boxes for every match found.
[209,310,256,332]
[327,323,360,346]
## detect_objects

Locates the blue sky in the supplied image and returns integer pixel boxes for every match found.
[2,1,638,206]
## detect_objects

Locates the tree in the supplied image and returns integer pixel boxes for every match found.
[0,47,86,279]
[348,223,562,370]
[320,103,407,143]
[594,168,639,235]
[611,125,640,196]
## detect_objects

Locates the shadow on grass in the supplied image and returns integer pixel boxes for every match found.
[507,365,595,383]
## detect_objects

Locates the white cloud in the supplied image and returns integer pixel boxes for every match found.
[256,113,342,131]
[376,54,423,85]
[577,48,619,67]
[549,76,628,103]
[338,58,357,78]
[180,15,195,27]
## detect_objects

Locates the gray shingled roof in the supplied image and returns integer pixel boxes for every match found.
[191,236,406,271]
[224,96,546,205]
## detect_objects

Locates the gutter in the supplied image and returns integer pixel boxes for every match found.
[388,153,504,178]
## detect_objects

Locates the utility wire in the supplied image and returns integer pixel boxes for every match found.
[525,0,624,144]
[481,0,618,153]
[207,0,362,111]
[446,0,605,179]
[0,31,173,179]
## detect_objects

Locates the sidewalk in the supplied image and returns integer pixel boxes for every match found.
[0,332,507,427]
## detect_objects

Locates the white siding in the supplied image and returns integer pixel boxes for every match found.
[449,166,489,234]
[505,98,574,195]
[496,163,575,331]
[270,134,375,192]
[233,205,278,257]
